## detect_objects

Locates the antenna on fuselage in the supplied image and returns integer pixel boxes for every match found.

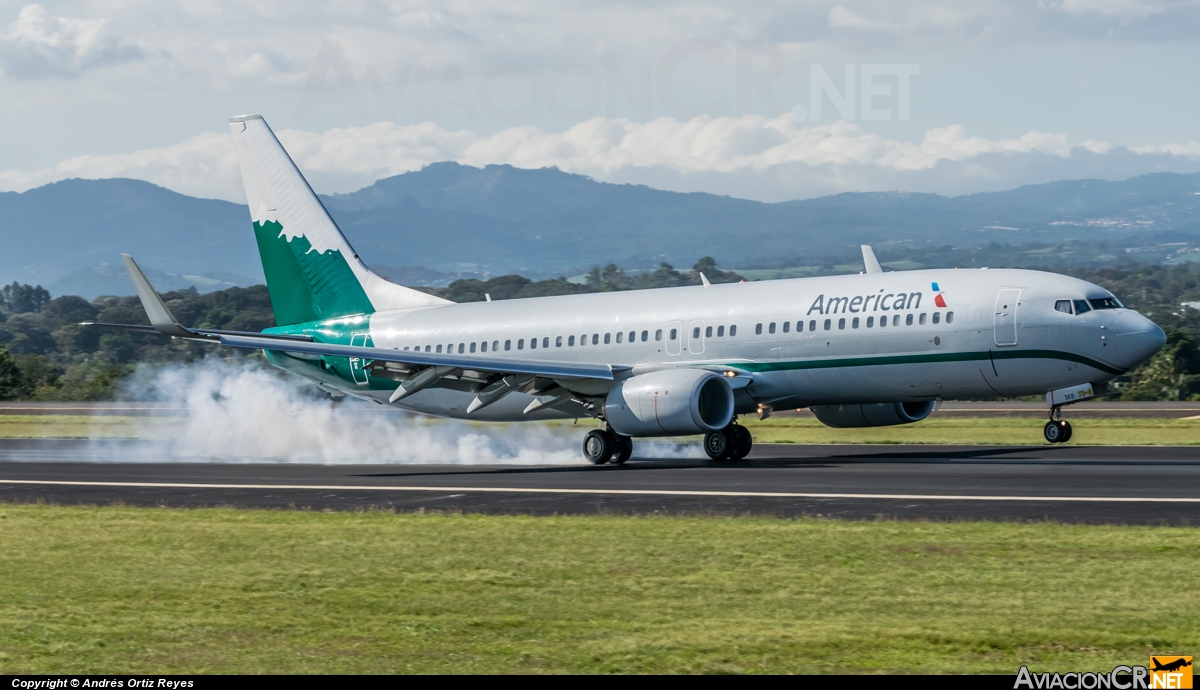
[861,245,883,274]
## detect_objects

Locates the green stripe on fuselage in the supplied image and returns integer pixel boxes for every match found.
[253,220,373,326]
[727,349,1125,376]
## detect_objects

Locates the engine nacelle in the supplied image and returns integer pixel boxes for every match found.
[810,401,936,428]
[604,369,734,437]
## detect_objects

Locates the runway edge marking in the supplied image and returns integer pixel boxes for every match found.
[1,479,1199,503]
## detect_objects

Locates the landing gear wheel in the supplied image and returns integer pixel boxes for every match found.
[1043,420,1072,444]
[730,425,753,460]
[610,434,633,465]
[583,429,615,464]
[704,428,736,460]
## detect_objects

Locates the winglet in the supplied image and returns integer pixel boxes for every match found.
[861,245,883,274]
[699,272,711,287]
[121,254,194,338]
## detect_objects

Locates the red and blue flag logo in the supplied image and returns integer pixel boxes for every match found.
[932,282,947,308]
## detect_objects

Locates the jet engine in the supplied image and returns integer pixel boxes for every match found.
[810,401,936,428]
[604,369,734,436]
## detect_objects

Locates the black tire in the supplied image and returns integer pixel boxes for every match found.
[610,434,633,465]
[730,425,753,460]
[1059,420,1072,443]
[704,428,735,460]
[1043,421,1064,444]
[583,429,614,464]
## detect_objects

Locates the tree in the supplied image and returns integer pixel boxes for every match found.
[1116,330,1200,401]
[0,282,51,314]
[0,346,20,400]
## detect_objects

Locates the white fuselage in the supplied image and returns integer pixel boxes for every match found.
[306,268,1163,424]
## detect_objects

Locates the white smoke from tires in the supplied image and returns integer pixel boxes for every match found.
[107,358,701,464]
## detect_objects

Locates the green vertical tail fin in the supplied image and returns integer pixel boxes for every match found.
[228,115,450,326]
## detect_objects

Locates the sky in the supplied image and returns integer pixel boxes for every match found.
[1,0,1199,203]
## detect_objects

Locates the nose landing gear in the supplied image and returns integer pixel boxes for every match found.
[1043,407,1073,444]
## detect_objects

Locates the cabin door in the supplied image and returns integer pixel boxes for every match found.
[688,320,706,354]
[993,289,1020,347]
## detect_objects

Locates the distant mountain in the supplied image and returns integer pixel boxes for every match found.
[3,167,1199,297]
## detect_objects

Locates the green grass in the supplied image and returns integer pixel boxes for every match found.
[0,415,179,439]
[0,505,1196,674]
[742,415,1200,445]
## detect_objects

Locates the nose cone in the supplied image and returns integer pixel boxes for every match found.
[1113,312,1166,368]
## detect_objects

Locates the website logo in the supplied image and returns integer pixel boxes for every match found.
[1151,656,1192,689]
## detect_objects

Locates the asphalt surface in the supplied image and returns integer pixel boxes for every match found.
[2,439,1198,524]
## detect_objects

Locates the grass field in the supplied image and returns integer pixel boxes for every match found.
[1,414,1197,446]
[0,505,1196,674]
[739,415,1200,445]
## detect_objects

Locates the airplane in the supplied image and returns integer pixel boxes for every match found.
[89,114,1167,464]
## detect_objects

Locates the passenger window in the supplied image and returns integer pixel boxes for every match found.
[470,342,476,353]
[480,342,487,353]
[808,320,816,331]
[717,325,725,337]
[630,331,636,342]
[530,338,537,350]
[1073,300,1091,314]
[670,328,677,340]
[729,325,736,336]
[570,335,576,346]
[867,316,874,327]
[505,340,511,351]
[652,330,659,341]
[604,333,611,344]
[517,339,524,350]
[493,340,499,351]
[403,347,409,351]
[756,323,763,335]
[542,337,550,348]
[932,312,940,324]
[556,336,562,347]
[919,313,926,325]
[592,334,599,345]
[782,321,790,333]
[946,312,954,324]
[436,344,443,353]
[824,319,831,330]
[706,325,713,337]
[614,333,621,344]
[1054,300,1073,315]
[796,321,803,332]
[905,314,913,326]
[838,318,846,330]
[769,322,776,334]
[580,334,587,346]
[893,315,900,326]
[852,317,859,328]
[459,343,465,353]
[693,327,700,339]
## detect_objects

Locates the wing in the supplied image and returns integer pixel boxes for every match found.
[88,254,625,413]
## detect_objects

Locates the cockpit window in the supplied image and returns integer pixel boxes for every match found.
[1054,300,1073,314]
[1073,300,1092,315]
[1088,297,1123,310]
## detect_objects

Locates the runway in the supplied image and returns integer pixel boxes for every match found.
[2,439,1198,524]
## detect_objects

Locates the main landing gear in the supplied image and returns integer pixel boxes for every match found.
[1043,407,1073,444]
[582,428,633,465]
[703,424,753,461]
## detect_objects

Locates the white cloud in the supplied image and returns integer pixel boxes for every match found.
[3,115,1200,203]
[0,3,142,78]
[828,6,901,31]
